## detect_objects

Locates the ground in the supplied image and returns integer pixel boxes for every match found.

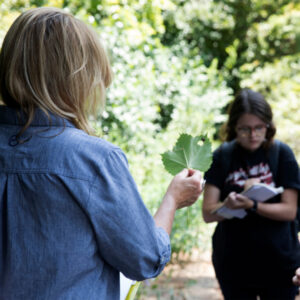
[138,249,222,300]
[138,249,300,300]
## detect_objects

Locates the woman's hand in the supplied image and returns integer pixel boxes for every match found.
[293,268,300,286]
[164,168,204,210]
[244,177,261,191]
[154,168,203,234]
[224,192,254,210]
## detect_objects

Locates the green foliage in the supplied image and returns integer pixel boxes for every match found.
[161,0,300,92]
[161,134,212,175]
[241,54,300,161]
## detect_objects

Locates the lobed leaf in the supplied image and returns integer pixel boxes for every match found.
[161,133,213,175]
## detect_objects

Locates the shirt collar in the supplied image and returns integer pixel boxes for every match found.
[0,105,75,128]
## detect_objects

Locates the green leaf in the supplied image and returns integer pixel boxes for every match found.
[161,133,213,175]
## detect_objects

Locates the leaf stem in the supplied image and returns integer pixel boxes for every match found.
[182,149,189,169]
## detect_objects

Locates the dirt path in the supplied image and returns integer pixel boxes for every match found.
[138,249,222,299]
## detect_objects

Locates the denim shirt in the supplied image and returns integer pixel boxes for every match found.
[0,106,170,300]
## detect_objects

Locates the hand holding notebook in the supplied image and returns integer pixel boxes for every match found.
[211,183,284,219]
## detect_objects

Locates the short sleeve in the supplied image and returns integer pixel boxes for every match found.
[85,149,171,281]
[277,143,300,192]
[204,147,226,190]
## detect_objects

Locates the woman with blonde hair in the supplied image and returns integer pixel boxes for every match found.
[0,7,203,300]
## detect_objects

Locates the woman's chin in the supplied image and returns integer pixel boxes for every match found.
[241,140,263,152]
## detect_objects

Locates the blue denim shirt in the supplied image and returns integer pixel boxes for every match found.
[0,106,170,300]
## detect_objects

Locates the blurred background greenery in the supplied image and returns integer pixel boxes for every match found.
[1,0,300,257]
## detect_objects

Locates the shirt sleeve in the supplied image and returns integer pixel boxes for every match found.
[204,147,225,190]
[86,148,171,281]
[277,142,300,192]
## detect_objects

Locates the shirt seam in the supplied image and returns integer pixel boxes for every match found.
[0,123,75,128]
[89,147,125,189]
[0,169,92,182]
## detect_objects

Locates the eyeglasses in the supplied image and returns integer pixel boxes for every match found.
[236,124,269,137]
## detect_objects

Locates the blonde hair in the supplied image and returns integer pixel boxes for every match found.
[0,7,112,135]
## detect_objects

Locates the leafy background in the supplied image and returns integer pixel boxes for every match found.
[1,0,300,257]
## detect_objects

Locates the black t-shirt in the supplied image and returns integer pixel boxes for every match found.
[205,141,300,287]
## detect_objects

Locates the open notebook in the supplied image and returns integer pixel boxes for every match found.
[211,183,284,219]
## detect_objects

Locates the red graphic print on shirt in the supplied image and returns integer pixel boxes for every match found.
[225,162,274,188]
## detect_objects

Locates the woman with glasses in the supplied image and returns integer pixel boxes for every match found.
[202,88,300,299]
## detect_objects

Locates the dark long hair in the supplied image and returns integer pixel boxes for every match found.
[221,88,276,148]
